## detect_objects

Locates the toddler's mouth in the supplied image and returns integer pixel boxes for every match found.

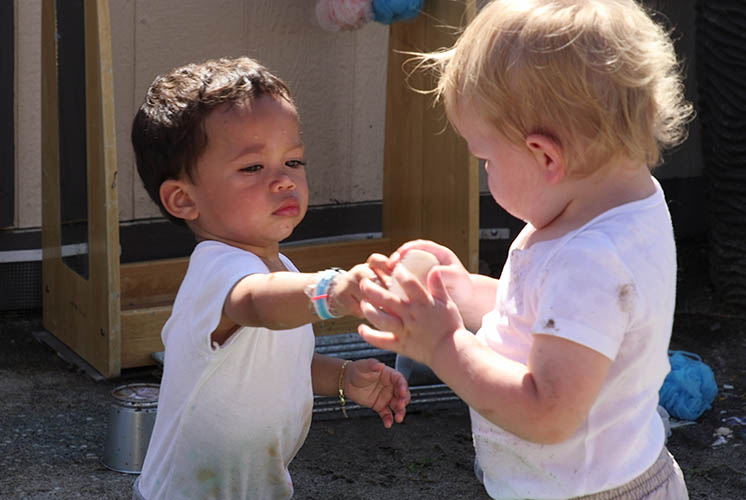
[274,199,300,216]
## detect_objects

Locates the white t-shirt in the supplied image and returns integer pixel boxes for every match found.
[138,241,316,500]
[473,179,676,499]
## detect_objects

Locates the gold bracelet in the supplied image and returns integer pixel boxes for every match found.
[338,360,352,418]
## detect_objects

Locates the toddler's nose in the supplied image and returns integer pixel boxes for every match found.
[271,174,296,191]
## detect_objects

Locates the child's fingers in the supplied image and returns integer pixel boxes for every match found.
[391,265,432,302]
[360,302,403,339]
[378,406,394,429]
[426,268,452,304]
[360,276,398,304]
[397,240,455,265]
[367,252,391,267]
[367,253,397,278]
[358,323,399,352]
[392,384,409,423]
[393,402,407,423]
[370,267,391,290]
[399,380,411,406]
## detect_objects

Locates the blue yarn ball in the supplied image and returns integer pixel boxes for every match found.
[659,351,718,421]
[373,0,424,25]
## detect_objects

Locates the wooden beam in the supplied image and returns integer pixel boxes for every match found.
[85,0,121,377]
[281,238,392,273]
[121,305,170,368]
[119,238,391,307]
[383,0,479,272]
[118,238,391,368]
[41,0,120,378]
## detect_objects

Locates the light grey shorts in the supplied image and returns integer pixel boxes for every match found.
[571,448,688,500]
[474,447,688,500]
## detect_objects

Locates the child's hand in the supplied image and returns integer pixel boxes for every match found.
[329,264,378,318]
[344,358,410,428]
[369,240,475,309]
[357,263,467,367]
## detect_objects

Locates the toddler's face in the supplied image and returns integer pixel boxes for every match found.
[452,110,545,224]
[185,95,309,256]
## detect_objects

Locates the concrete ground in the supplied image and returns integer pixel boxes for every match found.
[2,240,746,499]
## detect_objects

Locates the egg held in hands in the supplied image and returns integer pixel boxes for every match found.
[389,249,442,385]
[389,249,439,298]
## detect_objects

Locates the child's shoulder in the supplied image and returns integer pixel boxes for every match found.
[190,240,257,260]
[186,241,268,278]
[565,181,670,249]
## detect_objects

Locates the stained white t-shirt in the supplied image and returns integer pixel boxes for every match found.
[138,241,316,500]
[473,179,676,499]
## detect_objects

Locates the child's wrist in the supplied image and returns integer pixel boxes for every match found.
[305,268,345,320]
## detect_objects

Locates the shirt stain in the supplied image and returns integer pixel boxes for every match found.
[618,284,637,313]
[197,468,216,482]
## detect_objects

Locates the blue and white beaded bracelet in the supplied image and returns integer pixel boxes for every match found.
[310,268,345,320]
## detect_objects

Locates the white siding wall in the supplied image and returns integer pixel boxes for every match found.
[15,0,42,228]
[12,0,701,229]
[14,0,390,229]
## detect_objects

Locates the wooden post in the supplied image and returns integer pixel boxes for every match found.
[41,0,121,377]
[383,0,479,272]
[40,0,478,377]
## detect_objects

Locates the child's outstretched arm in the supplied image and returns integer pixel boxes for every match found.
[367,240,498,332]
[357,266,611,444]
[311,354,410,428]
[220,263,374,336]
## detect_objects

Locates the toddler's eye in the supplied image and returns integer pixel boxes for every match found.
[241,164,263,173]
[285,160,307,168]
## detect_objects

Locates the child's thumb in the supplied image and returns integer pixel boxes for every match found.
[427,268,452,304]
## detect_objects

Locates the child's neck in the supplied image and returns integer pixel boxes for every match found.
[193,232,288,271]
[259,254,288,272]
[523,158,655,248]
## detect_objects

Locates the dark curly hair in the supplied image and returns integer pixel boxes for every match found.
[131,56,294,225]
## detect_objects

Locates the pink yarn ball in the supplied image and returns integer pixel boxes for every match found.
[315,0,374,32]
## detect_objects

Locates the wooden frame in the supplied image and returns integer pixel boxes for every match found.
[42,0,477,378]
[383,0,479,272]
[42,0,121,377]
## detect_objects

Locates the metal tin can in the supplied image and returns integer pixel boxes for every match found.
[102,383,159,474]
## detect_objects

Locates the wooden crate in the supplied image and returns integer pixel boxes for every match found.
[41,0,477,378]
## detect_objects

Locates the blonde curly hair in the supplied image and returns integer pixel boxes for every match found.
[423,0,693,174]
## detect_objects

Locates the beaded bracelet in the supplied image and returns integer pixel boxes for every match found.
[307,268,345,320]
[338,359,352,418]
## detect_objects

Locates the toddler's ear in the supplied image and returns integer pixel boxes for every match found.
[525,134,566,184]
[160,179,199,221]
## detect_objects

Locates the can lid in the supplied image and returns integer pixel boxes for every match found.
[110,383,160,407]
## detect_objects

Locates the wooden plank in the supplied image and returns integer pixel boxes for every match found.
[41,0,99,370]
[85,0,121,377]
[41,0,121,378]
[121,305,169,368]
[382,15,426,251]
[41,0,63,340]
[119,238,390,308]
[32,330,105,382]
[311,316,371,337]
[120,257,188,307]
[118,239,390,368]
[421,0,479,272]
[281,238,392,273]
[382,0,479,272]
[121,305,371,369]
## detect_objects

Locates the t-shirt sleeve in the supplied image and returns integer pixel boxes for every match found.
[531,232,637,360]
[176,243,268,352]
